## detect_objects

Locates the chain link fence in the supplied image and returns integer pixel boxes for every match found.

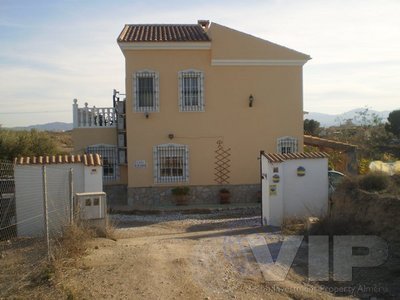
[0,160,74,297]
[0,160,16,240]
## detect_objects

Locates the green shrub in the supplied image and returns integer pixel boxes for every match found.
[171,186,189,196]
[358,172,390,192]
[0,129,58,160]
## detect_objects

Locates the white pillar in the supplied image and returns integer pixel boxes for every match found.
[73,99,78,128]
[84,102,89,127]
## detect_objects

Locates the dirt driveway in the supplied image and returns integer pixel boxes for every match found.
[60,210,351,299]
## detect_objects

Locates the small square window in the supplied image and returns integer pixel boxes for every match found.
[85,198,91,206]
[93,198,100,206]
[154,144,189,183]
[277,137,298,154]
[273,167,279,173]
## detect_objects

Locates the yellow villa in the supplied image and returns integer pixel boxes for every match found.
[72,20,311,208]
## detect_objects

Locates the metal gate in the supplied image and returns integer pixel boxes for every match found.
[0,160,16,239]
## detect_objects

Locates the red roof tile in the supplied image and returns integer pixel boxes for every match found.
[304,135,357,150]
[15,154,102,166]
[262,152,328,163]
[118,24,210,42]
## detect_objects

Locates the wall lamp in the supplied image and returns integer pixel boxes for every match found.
[145,112,149,119]
[249,94,254,107]
[168,133,174,140]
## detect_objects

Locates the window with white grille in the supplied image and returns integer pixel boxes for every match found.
[179,70,204,112]
[133,70,159,112]
[153,144,189,183]
[277,137,298,154]
[86,144,119,182]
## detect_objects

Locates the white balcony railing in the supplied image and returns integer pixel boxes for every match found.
[73,99,116,128]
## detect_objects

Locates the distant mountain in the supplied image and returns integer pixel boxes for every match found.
[305,109,391,127]
[3,108,394,131]
[8,122,73,132]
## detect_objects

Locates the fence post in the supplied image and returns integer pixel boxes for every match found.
[69,168,74,224]
[42,166,50,261]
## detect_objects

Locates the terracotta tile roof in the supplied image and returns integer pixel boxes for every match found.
[304,135,357,150]
[262,152,328,163]
[118,24,210,42]
[14,154,102,166]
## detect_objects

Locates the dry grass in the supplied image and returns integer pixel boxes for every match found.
[104,216,119,240]
[49,220,118,298]
[52,223,95,262]
[339,172,399,196]
[310,172,400,237]
[0,222,101,299]
[307,214,370,236]
[281,217,307,235]
[47,223,97,299]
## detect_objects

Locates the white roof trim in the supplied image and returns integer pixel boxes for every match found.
[211,59,309,66]
[119,42,211,50]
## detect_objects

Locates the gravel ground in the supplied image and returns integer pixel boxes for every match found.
[59,208,339,300]
[110,208,262,230]
[2,208,396,299]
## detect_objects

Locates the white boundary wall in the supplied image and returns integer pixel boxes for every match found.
[261,156,329,226]
[14,164,102,237]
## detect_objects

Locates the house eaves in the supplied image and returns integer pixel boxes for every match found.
[14,154,102,166]
[261,151,328,163]
[118,24,211,51]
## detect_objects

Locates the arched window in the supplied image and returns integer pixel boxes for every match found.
[277,137,298,154]
[153,144,189,183]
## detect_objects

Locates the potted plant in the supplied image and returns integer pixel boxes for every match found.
[171,186,190,206]
[219,188,231,204]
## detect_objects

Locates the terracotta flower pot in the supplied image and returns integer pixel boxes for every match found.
[171,187,190,206]
[175,195,189,206]
[219,191,231,204]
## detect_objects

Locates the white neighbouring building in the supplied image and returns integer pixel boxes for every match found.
[14,154,103,237]
[261,151,329,226]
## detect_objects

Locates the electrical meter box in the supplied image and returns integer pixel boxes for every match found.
[75,192,106,220]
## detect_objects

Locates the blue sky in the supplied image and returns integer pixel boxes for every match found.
[1,0,400,126]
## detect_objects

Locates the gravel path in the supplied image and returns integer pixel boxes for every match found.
[110,208,262,231]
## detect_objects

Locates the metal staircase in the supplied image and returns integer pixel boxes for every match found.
[113,89,127,165]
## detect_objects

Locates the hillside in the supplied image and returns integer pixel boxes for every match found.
[306,108,391,127]
[8,122,73,132]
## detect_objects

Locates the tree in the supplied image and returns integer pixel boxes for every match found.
[385,109,400,138]
[353,107,382,128]
[304,119,321,136]
[321,107,395,160]
[0,129,59,160]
